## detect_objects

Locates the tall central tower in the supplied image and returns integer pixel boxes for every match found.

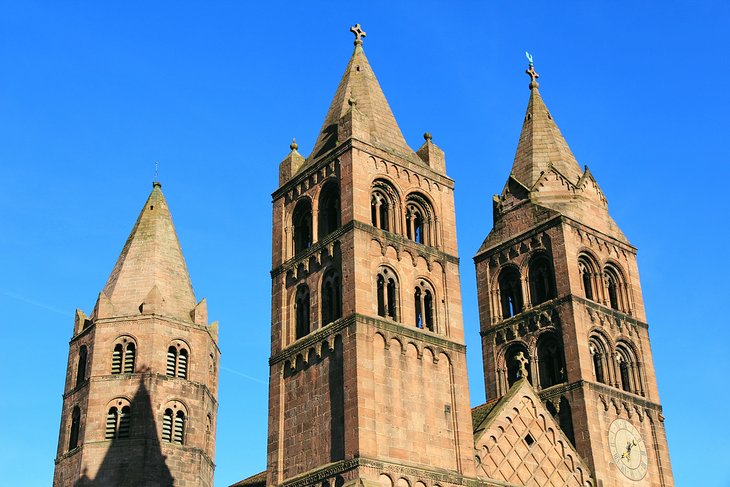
[267,26,477,487]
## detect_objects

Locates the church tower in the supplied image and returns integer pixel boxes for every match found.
[473,62,673,486]
[53,182,220,487]
[267,25,477,487]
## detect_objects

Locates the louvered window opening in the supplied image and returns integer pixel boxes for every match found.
[174,411,185,444]
[167,347,177,377]
[118,406,130,438]
[105,408,118,439]
[111,345,123,374]
[178,350,188,379]
[123,344,135,373]
[162,409,173,442]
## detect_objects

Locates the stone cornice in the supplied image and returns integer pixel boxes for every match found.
[473,215,563,263]
[54,439,216,468]
[589,381,663,413]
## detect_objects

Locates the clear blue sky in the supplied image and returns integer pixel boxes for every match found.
[1,1,727,486]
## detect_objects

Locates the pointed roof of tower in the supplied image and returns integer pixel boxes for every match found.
[100,182,197,322]
[308,24,414,161]
[510,61,584,188]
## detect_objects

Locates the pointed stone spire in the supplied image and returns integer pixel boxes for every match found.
[99,182,197,322]
[307,24,413,161]
[510,59,584,188]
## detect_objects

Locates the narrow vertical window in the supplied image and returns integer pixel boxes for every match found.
[498,267,523,319]
[590,340,607,384]
[377,275,386,317]
[111,344,123,374]
[386,278,397,320]
[295,285,310,339]
[619,360,631,392]
[123,343,135,373]
[318,181,341,239]
[162,409,173,442]
[322,269,342,326]
[69,406,81,451]
[292,199,313,254]
[166,347,177,377]
[529,255,555,305]
[76,345,88,387]
[174,411,185,445]
[537,335,565,388]
[424,290,434,332]
[607,274,619,310]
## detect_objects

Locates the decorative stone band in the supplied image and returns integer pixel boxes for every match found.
[269,313,466,367]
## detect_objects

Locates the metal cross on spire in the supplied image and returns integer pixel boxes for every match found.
[525,52,540,90]
[350,23,366,46]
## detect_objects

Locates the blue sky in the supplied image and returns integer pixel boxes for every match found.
[0,1,728,486]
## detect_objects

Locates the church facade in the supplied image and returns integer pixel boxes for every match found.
[53,25,673,487]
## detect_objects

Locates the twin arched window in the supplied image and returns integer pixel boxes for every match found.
[405,194,433,245]
[414,280,435,331]
[376,269,398,321]
[105,404,131,440]
[536,334,565,388]
[578,254,630,313]
[497,255,556,320]
[111,340,136,374]
[162,408,186,445]
[589,335,642,394]
[616,344,641,394]
[370,180,437,247]
[295,285,311,339]
[166,343,189,379]
[291,180,341,257]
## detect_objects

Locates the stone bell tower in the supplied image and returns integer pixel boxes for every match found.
[473,61,673,486]
[267,25,477,487]
[53,182,220,487]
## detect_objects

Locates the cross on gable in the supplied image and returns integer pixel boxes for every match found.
[515,351,529,380]
[350,24,366,45]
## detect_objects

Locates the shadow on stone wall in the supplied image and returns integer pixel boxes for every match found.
[75,373,174,487]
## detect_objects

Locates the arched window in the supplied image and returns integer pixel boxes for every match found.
[111,338,136,375]
[68,406,80,451]
[166,342,190,379]
[578,254,598,301]
[163,406,186,445]
[105,403,131,440]
[376,268,398,321]
[528,254,555,305]
[321,268,342,326]
[318,181,340,239]
[498,267,523,319]
[371,179,399,232]
[405,193,435,246]
[76,345,88,387]
[537,334,565,388]
[295,285,311,339]
[604,264,626,311]
[505,343,531,386]
[414,280,435,332]
[589,336,609,385]
[292,199,313,254]
[616,343,641,394]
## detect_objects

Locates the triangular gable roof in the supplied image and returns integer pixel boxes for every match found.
[473,380,594,487]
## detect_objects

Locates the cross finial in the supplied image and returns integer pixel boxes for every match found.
[350,24,366,46]
[525,51,540,90]
[515,351,529,380]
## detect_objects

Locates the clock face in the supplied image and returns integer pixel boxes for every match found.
[608,419,648,481]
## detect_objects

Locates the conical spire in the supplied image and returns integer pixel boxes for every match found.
[308,24,413,161]
[510,60,584,188]
[100,182,197,322]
